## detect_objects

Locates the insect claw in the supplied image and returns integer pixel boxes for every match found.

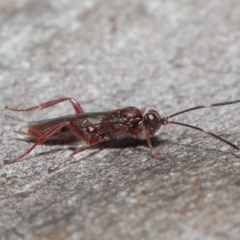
[152,153,164,161]
[3,160,12,164]
[48,164,63,173]
[4,158,23,164]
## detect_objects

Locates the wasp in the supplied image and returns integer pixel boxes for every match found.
[4,98,240,173]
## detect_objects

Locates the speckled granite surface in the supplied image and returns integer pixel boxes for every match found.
[1,1,240,239]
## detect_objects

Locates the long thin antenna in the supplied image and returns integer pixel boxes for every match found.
[168,120,239,150]
[166,99,240,120]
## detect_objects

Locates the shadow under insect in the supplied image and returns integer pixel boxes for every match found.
[16,133,166,150]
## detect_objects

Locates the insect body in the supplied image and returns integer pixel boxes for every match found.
[4,98,240,173]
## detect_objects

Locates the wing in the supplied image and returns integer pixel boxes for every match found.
[27,110,130,140]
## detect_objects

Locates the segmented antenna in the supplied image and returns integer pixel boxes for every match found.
[162,99,240,149]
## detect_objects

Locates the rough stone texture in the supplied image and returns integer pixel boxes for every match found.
[1,0,240,239]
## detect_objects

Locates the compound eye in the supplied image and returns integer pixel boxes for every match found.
[144,110,161,135]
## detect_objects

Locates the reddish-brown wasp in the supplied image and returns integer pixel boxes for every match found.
[4,98,240,173]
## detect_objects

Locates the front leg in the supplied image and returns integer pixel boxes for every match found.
[144,129,163,161]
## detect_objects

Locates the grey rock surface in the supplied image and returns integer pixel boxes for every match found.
[1,0,240,239]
